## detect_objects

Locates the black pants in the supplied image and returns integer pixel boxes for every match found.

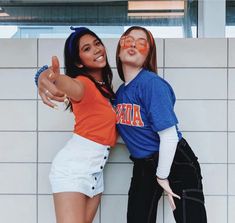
[127,138,207,223]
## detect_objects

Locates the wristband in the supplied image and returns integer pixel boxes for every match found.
[34,65,49,86]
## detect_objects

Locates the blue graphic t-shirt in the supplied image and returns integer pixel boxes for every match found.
[114,69,182,158]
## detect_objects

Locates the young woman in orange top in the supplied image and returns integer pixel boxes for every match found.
[36,27,117,223]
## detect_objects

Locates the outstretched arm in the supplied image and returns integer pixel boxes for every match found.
[37,56,84,108]
[48,56,85,102]
[37,57,66,108]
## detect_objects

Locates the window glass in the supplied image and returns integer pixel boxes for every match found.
[226,0,235,37]
[0,1,198,38]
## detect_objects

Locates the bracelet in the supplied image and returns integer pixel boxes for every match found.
[34,65,49,86]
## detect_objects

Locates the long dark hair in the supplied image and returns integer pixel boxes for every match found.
[64,27,115,110]
[116,26,157,82]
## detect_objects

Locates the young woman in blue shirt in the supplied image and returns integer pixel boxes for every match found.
[115,26,207,223]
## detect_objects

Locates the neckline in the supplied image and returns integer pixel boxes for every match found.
[83,71,105,86]
[124,68,144,88]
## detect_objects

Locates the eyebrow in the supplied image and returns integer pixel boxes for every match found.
[127,35,147,40]
[80,38,99,50]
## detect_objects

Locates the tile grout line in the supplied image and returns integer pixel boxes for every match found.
[0,161,233,164]
[0,193,233,196]
[0,162,234,165]
[162,38,165,223]
[2,130,235,133]
[2,66,235,69]
[36,38,39,223]
[2,99,235,101]
[227,38,229,223]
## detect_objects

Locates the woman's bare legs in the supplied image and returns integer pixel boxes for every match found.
[53,192,102,223]
[54,192,86,223]
[85,193,102,222]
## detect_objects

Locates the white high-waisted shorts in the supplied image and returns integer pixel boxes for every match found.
[49,133,110,198]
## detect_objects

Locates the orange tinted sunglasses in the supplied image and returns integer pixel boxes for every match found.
[120,35,149,54]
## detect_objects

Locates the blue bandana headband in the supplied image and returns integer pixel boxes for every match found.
[68,26,90,56]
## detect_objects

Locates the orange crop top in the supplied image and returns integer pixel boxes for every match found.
[71,76,117,146]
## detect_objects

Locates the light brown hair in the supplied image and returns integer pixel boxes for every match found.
[116,26,157,82]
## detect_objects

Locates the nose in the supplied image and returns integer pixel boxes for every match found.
[94,46,101,54]
[130,40,136,48]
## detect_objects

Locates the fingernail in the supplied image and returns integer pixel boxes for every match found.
[53,105,58,110]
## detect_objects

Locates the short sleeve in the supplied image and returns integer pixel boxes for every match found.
[142,77,178,132]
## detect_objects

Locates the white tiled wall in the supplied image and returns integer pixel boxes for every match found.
[0,37,234,223]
